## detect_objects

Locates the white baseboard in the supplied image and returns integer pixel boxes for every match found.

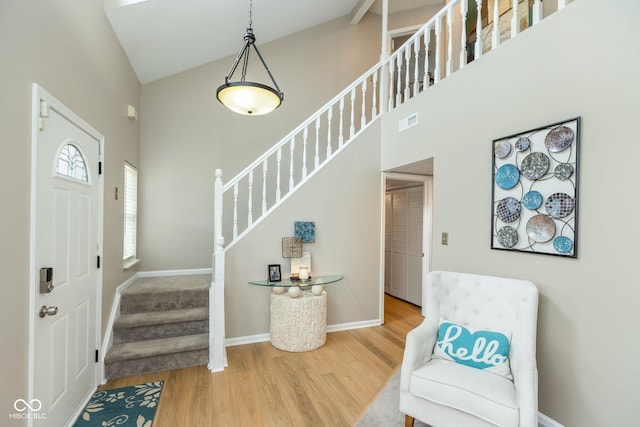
[137,268,212,278]
[538,412,564,427]
[224,319,382,348]
[327,319,381,333]
[225,333,271,347]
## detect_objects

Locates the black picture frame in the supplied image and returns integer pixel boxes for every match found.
[268,264,281,282]
[491,116,580,258]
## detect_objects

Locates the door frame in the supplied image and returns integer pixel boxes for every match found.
[28,84,104,426]
[379,172,432,321]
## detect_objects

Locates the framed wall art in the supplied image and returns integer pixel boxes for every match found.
[491,117,580,258]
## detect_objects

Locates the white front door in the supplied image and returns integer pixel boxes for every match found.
[31,87,102,426]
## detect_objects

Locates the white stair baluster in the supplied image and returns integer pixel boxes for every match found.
[388,61,395,111]
[413,38,420,95]
[289,137,295,192]
[247,170,253,226]
[276,148,282,202]
[511,0,519,38]
[261,160,267,215]
[372,71,378,117]
[460,0,468,69]
[446,7,453,77]
[314,117,320,168]
[302,127,308,179]
[404,46,411,100]
[423,27,431,88]
[492,0,500,50]
[339,98,345,147]
[532,0,542,25]
[395,55,402,105]
[232,182,238,240]
[361,79,367,128]
[350,88,356,139]
[326,109,332,159]
[434,17,442,83]
[475,0,483,59]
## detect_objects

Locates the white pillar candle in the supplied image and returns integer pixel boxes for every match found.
[299,266,309,281]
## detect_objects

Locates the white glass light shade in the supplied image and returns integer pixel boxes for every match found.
[216,82,283,115]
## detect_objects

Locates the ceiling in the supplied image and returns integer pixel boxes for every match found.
[104,0,442,84]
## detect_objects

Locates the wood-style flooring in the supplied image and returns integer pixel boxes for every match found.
[99,294,423,427]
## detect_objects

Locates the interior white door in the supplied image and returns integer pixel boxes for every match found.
[33,103,100,426]
[385,186,423,306]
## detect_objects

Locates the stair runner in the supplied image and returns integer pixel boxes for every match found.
[104,275,210,379]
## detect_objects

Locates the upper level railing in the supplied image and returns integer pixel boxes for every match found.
[209,0,573,371]
[212,0,577,253]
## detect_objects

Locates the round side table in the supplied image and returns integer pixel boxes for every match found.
[248,275,343,352]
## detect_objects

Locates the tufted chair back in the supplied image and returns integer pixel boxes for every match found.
[424,271,539,366]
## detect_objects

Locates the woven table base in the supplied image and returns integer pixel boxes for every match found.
[270,290,327,352]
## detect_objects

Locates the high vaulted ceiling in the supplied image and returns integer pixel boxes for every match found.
[104,0,442,84]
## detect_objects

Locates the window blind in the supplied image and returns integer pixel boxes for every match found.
[123,163,138,260]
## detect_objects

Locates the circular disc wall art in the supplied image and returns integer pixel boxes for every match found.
[553,236,574,254]
[526,214,556,243]
[497,226,518,248]
[523,191,543,210]
[495,164,520,190]
[496,197,521,222]
[554,163,574,180]
[491,117,580,257]
[545,193,575,218]
[515,137,531,152]
[520,152,550,180]
[494,140,511,158]
[545,125,574,152]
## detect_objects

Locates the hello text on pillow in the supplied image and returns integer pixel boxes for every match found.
[433,319,512,379]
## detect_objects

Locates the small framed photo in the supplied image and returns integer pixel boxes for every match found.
[268,264,281,282]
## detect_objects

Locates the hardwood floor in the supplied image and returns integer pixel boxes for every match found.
[100,294,423,427]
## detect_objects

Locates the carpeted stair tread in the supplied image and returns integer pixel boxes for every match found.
[114,307,208,328]
[122,274,211,295]
[105,333,209,363]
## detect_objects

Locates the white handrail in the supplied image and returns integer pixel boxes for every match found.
[223,62,382,192]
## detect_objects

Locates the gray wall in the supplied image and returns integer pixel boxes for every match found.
[0,0,140,422]
[138,10,412,271]
[138,13,385,271]
[225,121,383,338]
[381,0,639,425]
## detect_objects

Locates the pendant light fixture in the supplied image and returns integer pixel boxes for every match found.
[216,0,284,115]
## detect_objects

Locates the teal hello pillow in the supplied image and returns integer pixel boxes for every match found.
[433,319,512,379]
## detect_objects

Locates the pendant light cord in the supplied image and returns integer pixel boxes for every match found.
[248,0,253,29]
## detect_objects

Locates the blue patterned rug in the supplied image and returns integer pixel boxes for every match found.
[74,381,164,427]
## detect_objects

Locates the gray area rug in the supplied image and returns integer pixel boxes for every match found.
[355,370,430,427]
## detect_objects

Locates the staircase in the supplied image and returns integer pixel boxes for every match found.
[104,275,210,379]
[205,0,573,372]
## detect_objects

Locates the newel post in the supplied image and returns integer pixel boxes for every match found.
[209,168,227,372]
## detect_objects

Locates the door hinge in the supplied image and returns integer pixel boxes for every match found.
[97,256,101,269]
[95,349,99,363]
[98,162,102,175]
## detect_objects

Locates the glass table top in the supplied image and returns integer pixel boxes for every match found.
[249,274,343,288]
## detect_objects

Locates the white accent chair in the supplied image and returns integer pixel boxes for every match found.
[400,271,539,427]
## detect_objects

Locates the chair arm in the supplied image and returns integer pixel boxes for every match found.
[511,358,539,427]
[400,319,437,393]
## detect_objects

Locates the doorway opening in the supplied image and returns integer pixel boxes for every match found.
[381,160,433,322]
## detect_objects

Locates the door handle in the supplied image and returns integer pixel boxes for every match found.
[39,306,59,318]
